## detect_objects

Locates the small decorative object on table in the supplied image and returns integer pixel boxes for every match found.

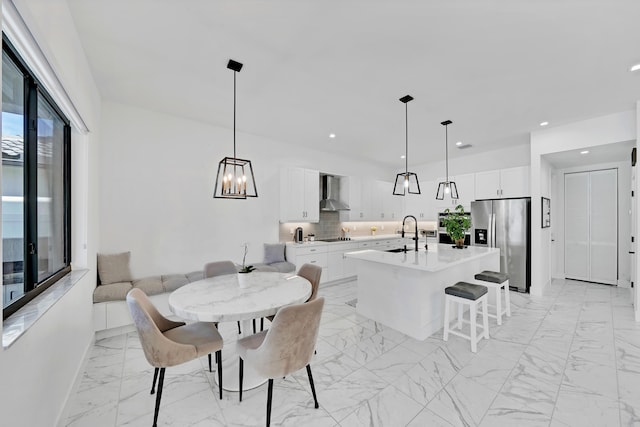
[238,243,255,287]
[370,226,377,236]
[442,204,471,248]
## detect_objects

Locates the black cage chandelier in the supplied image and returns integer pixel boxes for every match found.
[393,95,421,196]
[213,59,258,199]
[436,120,458,200]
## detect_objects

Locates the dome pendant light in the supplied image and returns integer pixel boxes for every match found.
[393,95,421,196]
[436,120,459,200]
[214,59,258,199]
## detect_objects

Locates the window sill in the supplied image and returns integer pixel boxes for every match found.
[2,269,89,349]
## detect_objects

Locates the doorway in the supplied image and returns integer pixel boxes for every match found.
[564,168,618,285]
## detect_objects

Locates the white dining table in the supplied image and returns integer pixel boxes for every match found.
[168,271,311,391]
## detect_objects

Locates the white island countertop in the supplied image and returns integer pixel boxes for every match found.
[345,244,499,272]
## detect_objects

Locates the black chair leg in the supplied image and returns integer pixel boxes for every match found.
[253,319,256,334]
[261,318,264,331]
[266,378,274,427]
[208,354,212,372]
[152,368,165,427]
[239,358,244,402]
[237,321,242,334]
[150,367,159,394]
[306,364,319,409]
[216,350,223,399]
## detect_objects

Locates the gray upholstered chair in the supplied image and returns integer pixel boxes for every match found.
[238,297,325,427]
[204,260,257,334]
[126,288,224,427]
[262,263,321,330]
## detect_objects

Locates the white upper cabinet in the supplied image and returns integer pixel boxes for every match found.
[279,167,319,222]
[434,173,475,211]
[475,166,530,199]
[340,176,363,221]
[404,181,434,220]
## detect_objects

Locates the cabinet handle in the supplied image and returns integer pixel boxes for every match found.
[310,260,316,263]
[497,189,500,196]
[310,249,316,252]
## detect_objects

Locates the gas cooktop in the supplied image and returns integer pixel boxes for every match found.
[319,237,352,242]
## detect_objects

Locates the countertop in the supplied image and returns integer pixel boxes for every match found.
[284,234,435,247]
[345,244,499,272]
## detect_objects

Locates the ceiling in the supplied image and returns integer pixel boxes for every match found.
[66,0,640,169]
[544,139,636,169]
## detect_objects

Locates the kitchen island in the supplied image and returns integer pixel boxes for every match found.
[345,244,500,340]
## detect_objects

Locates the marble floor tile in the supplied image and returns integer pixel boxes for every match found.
[550,388,620,427]
[63,278,640,427]
[427,374,498,427]
[339,384,423,427]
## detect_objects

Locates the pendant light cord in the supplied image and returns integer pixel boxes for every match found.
[405,102,408,175]
[445,123,449,181]
[233,70,237,159]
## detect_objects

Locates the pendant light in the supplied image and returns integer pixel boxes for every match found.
[213,59,258,199]
[436,120,458,200]
[393,95,421,196]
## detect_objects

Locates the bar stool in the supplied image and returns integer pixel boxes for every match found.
[473,271,511,325]
[443,282,489,353]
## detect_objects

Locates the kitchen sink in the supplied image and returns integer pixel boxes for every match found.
[385,247,407,253]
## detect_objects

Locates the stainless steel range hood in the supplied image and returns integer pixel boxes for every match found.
[320,175,350,211]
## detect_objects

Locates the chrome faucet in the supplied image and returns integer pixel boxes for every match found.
[401,215,419,252]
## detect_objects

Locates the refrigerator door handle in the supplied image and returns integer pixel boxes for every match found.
[490,213,496,247]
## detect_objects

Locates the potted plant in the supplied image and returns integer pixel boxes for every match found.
[238,243,255,287]
[442,205,471,248]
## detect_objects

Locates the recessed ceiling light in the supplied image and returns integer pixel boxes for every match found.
[580,150,589,154]
[630,63,640,72]
[329,133,336,139]
[456,141,462,146]
[540,121,549,127]
[400,155,406,159]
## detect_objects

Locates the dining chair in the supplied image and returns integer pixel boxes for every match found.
[238,297,325,427]
[204,260,257,334]
[261,262,321,330]
[126,288,224,427]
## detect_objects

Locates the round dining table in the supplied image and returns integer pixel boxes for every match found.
[168,271,311,391]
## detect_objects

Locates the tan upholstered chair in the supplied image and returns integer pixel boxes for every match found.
[126,288,224,427]
[204,260,258,334]
[238,297,325,427]
[262,263,321,330]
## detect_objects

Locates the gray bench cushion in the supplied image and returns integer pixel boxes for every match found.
[445,282,488,300]
[93,281,133,303]
[132,276,164,296]
[474,270,509,284]
[162,274,190,292]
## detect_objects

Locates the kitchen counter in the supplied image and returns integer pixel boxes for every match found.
[346,244,499,340]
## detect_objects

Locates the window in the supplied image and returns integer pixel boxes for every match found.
[2,35,71,318]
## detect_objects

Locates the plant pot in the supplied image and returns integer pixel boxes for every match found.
[454,238,465,248]
[237,272,250,288]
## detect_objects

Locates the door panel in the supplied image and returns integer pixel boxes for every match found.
[494,199,528,291]
[589,169,617,284]
[564,172,590,280]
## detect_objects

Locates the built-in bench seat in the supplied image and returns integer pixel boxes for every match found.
[93,246,295,335]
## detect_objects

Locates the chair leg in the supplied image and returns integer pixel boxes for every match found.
[457,302,463,330]
[216,350,223,399]
[266,378,274,427]
[208,354,212,372]
[237,321,242,334]
[152,368,165,427]
[443,296,450,341]
[253,319,257,334]
[239,358,244,402]
[306,364,319,409]
[470,302,478,353]
[504,282,512,316]
[150,367,159,394]
[261,317,264,331]
[482,296,490,339]
[495,286,502,325]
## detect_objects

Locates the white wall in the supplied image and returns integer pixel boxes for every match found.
[413,142,530,180]
[99,101,393,277]
[0,0,101,425]
[531,110,636,295]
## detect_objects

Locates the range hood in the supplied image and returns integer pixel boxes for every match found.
[320,175,350,211]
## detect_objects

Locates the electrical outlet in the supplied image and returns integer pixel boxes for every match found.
[290,228,294,235]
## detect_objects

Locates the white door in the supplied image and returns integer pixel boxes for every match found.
[589,169,617,284]
[565,172,590,281]
[564,169,618,284]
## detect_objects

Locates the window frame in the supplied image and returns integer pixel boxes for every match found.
[2,34,71,319]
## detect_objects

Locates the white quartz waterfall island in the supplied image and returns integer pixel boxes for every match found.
[346,244,500,340]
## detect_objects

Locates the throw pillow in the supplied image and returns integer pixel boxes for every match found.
[264,243,286,264]
[97,251,133,285]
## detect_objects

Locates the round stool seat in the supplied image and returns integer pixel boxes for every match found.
[445,282,488,300]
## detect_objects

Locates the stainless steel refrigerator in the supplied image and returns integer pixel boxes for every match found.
[471,198,531,293]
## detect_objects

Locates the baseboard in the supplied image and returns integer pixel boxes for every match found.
[96,324,136,340]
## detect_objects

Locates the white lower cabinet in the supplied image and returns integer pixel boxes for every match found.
[326,242,359,282]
